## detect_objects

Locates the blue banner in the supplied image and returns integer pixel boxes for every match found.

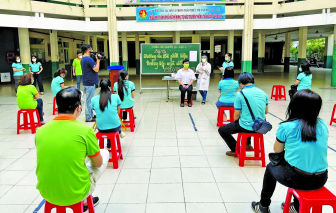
[136,6,225,22]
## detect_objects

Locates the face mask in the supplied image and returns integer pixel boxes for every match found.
[299,68,302,72]
[201,59,206,63]
[32,59,36,62]
[16,59,21,63]
[225,57,229,61]
[61,75,65,78]
[79,56,82,59]
[184,64,189,69]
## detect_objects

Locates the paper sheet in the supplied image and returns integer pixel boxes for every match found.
[189,51,198,62]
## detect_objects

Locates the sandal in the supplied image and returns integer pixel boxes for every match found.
[188,103,192,107]
[201,101,205,105]
[180,103,184,107]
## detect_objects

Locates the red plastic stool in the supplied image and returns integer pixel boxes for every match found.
[217,107,235,127]
[119,108,135,132]
[17,109,41,134]
[234,133,266,167]
[96,131,123,169]
[283,187,336,213]
[184,98,193,105]
[271,85,286,101]
[45,194,95,213]
[330,104,336,126]
[53,97,58,115]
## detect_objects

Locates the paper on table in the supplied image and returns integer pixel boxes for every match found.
[189,51,198,62]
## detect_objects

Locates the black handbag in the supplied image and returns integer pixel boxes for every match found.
[269,151,285,166]
[240,91,272,134]
[288,85,298,99]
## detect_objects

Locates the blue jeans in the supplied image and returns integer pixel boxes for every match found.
[76,75,83,90]
[199,90,208,102]
[216,100,234,109]
[83,86,96,121]
[36,99,44,121]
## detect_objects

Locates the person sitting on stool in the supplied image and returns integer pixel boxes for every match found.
[175,59,196,107]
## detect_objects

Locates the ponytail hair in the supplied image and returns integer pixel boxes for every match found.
[54,68,68,78]
[117,69,129,101]
[99,79,112,112]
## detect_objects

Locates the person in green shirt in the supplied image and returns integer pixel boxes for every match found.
[17,73,45,124]
[12,55,26,93]
[35,87,109,211]
[72,52,83,90]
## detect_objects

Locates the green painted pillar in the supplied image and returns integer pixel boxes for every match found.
[242,61,252,73]
[110,62,119,66]
[258,58,264,73]
[331,25,336,87]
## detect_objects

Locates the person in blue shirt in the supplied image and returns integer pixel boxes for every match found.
[252,90,328,213]
[113,70,136,110]
[81,44,101,122]
[51,68,70,97]
[216,67,239,120]
[218,72,268,156]
[219,53,234,77]
[294,62,312,91]
[12,55,26,93]
[29,55,44,95]
[92,79,125,149]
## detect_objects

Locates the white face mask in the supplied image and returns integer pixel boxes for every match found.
[16,59,21,63]
[32,59,36,62]
[201,59,206,63]
[79,55,82,59]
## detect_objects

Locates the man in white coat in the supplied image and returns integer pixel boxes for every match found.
[196,55,211,104]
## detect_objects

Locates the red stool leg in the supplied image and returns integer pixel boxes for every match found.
[116,132,123,160]
[130,109,135,132]
[23,112,28,129]
[217,109,220,127]
[229,109,235,123]
[253,135,259,157]
[191,98,193,105]
[28,111,36,134]
[239,134,247,167]
[283,86,286,100]
[330,105,336,125]
[235,134,242,157]
[17,111,21,134]
[275,87,279,101]
[35,109,41,127]
[218,108,223,127]
[98,138,104,149]
[86,195,95,213]
[111,134,119,169]
[271,86,275,100]
[56,207,66,213]
[259,136,266,167]
[44,202,53,213]
[283,188,294,213]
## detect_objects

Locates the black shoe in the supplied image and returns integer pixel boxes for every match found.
[85,117,96,122]
[83,197,99,213]
[251,202,270,213]
[281,202,297,213]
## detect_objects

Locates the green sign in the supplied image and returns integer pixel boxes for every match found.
[141,43,201,74]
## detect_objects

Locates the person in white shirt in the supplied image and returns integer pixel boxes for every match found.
[175,59,196,107]
[196,55,211,105]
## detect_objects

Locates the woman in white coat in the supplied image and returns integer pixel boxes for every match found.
[196,55,211,105]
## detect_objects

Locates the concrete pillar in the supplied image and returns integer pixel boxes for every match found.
[92,36,97,52]
[175,31,180,43]
[18,28,31,73]
[298,27,308,74]
[284,32,291,73]
[85,35,90,45]
[331,25,336,87]
[210,33,214,73]
[122,32,128,70]
[192,34,201,43]
[241,0,254,73]
[107,0,119,65]
[50,30,59,76]
[103,38,109,69]
[227,30,234,61]
[324,37,328,68]
[135,33,140,74]
[258,33,265,73]
[145,35,151,43]
[326,34,334,69]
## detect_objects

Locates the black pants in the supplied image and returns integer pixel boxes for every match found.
[218,120,253,152]
[260,162,328,211]
[179,84,193,104]
[33,73,44,92]
[36,99,44,122]
[98,126,122,148]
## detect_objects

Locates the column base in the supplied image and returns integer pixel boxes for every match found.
[136,59,140,75]
[326,55,333,69]
[297,58,306,75]
[110,62,119,66]
[51,62,59,78]
[258,57,264,73]
[241,61,252,73]
[284,57,290,73]
[123,61,129,71]
[210,58,214,73]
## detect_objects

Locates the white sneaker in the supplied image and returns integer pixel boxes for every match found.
[120,131,126,138]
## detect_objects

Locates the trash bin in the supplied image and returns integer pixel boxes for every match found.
[192,91,197,101]
[108,65,125,85]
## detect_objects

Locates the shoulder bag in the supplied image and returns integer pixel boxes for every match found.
[218,81,236,100]
[240,91,272,134]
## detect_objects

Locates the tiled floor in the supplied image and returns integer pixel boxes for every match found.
[0,65,336,213]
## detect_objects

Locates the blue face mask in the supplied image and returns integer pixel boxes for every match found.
[61,75,65,78]
[225,57,229,61]
[299,68,302,72]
